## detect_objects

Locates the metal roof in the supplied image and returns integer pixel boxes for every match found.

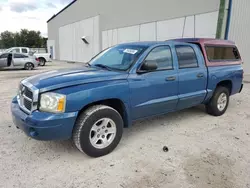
[47,0,77,23]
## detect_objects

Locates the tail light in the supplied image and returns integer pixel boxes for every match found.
[35,58,39,62]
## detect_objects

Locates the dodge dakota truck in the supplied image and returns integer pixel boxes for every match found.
[11,38,244,157]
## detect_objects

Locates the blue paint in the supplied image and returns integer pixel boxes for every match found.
[225,0,233,39]
[11,41,243,141]
[11,97,78,140]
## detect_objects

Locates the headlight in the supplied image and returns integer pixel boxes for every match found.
[39,92,66,113]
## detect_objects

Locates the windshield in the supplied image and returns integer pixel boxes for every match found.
[89,45,148,71]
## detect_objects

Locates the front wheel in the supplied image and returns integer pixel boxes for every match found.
[73,105,123,157]
[206,86,230,116]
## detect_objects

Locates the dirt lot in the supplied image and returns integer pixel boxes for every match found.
[0,61,249,188]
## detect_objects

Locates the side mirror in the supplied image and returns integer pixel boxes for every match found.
[138,60,158,73]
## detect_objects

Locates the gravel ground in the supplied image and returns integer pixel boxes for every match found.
[0,62,249,188]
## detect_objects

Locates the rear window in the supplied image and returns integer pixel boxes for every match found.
[206,46,241,61]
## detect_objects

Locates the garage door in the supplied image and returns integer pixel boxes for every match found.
[59,16,100,62]
[102,11,218,49]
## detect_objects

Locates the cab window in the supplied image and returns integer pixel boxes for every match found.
[144,46,173,70]
[10,48,21,53]
[176,45,199,69]
[22,48,28,53]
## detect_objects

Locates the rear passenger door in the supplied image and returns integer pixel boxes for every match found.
[13,54,26,66]
[175,45,207,110]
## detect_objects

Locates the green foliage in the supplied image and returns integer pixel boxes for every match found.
[0,29,47,48]
[0,31,15,48]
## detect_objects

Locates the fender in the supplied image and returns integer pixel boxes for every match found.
[54,79,131,121]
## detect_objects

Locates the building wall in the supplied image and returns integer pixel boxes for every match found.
[48,0,220,61]
[228,0,250,74]
[58,16,100,62]
[102,11,219,49]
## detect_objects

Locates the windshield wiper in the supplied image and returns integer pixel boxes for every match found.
[93,64,112,71]
[85,62,91,67]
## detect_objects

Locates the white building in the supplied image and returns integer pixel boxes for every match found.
[47,0,250,74]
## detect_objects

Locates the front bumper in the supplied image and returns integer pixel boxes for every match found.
[11,97,78,141]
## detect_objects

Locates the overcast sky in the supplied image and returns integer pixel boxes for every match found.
[0,0,73,37]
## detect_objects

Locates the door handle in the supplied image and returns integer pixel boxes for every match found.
[197,73,204,78]
[166,76,176,81]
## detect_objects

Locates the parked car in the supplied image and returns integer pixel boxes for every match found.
[3,47,51,66]
[0,52,39,70]
[11,38,243,157]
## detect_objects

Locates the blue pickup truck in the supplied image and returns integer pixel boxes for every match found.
[11,38,244,157]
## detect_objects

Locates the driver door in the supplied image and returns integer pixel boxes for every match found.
[0,53,8,67]
[128,45,179,120]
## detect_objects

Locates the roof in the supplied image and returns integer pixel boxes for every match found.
[170,38,235,46]
[118,38,236,47]
[119,41,163,47]
[47,0,77,23]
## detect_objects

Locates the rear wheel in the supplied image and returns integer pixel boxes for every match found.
[39,58,46,66]
[24,62,34,70]
[206,86,230,116]
[73,105,123,157]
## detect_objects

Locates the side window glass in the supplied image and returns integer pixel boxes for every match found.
[13,48,20,53]
[206,46,241,61]
[22,48,28,53]
[145,46,173,70]
[0,53,8,58]
[14,54,23,58]
[176,46,198,69]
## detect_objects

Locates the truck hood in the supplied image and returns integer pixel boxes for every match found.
[24,66,128,92]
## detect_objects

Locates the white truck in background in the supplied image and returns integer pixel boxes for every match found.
[3,47,51,66]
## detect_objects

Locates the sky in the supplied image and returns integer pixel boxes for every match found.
[0,0,73,37]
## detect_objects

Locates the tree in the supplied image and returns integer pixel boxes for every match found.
[42,37,48,48]
[0,31,15,48]
[0,29,47,48]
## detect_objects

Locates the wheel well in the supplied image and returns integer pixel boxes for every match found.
[216,80,232,94]
[79,99,128,127]
[38,57,46,61]
[25,62,34,66]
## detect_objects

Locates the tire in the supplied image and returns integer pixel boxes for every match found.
[39,58,46,66]
[206,86,230,116]
[24,62,34,70]
[73,105,123,157]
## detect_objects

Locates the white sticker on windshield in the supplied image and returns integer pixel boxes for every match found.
[123,49,138,54]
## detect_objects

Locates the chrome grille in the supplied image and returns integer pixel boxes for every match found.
[23,98,32,110]
[24,89,33,99]
[18,84,34,113]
